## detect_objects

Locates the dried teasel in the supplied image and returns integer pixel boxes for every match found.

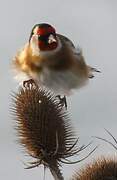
[71,129,117,180]
[71,158,117,180]
[11,81,95,180]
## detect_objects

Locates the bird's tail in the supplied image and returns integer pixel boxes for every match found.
[88,66,101,78]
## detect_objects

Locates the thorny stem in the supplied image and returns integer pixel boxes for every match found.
[49,164,64,180]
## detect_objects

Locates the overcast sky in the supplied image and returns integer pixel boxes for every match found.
[0,0,117,179]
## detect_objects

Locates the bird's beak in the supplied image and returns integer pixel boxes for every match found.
[48,34,57,44]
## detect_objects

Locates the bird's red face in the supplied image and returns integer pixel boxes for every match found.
[29,23,58,51]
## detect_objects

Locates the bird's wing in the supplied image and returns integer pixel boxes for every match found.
[57,34,82,55]
[57,34,75,48]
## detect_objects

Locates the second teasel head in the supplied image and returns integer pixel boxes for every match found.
[71,157,117,180]
[71,129,117,180]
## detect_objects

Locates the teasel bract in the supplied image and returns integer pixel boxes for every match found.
[95,129,117,151]
[11,81,94,180]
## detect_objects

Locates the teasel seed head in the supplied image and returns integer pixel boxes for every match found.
[71,129,117,180]
[11,81,94,180]
[71,157,117,180]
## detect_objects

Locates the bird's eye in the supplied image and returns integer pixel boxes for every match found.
[38,35,47,41]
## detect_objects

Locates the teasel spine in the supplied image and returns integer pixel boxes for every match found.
[94,128,117,150]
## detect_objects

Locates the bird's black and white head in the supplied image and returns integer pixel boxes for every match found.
[29,23,61,55]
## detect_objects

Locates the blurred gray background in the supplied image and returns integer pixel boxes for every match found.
[0,0,117,179]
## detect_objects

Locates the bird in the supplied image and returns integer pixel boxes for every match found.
[13,23,100,108]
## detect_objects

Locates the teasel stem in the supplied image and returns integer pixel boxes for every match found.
[49,163,64,180]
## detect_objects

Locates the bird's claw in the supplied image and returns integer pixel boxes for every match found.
[56,95,67,109]
[23,79,38,89]
[89,75,95,79]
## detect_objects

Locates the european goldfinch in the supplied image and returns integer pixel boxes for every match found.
[13,23,100,97]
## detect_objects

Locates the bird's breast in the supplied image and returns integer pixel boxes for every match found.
[35,67,89,95]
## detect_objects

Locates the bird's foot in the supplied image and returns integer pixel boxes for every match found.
[89,74,95,79]
[56,95,67,109]
[23,79,38,89]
